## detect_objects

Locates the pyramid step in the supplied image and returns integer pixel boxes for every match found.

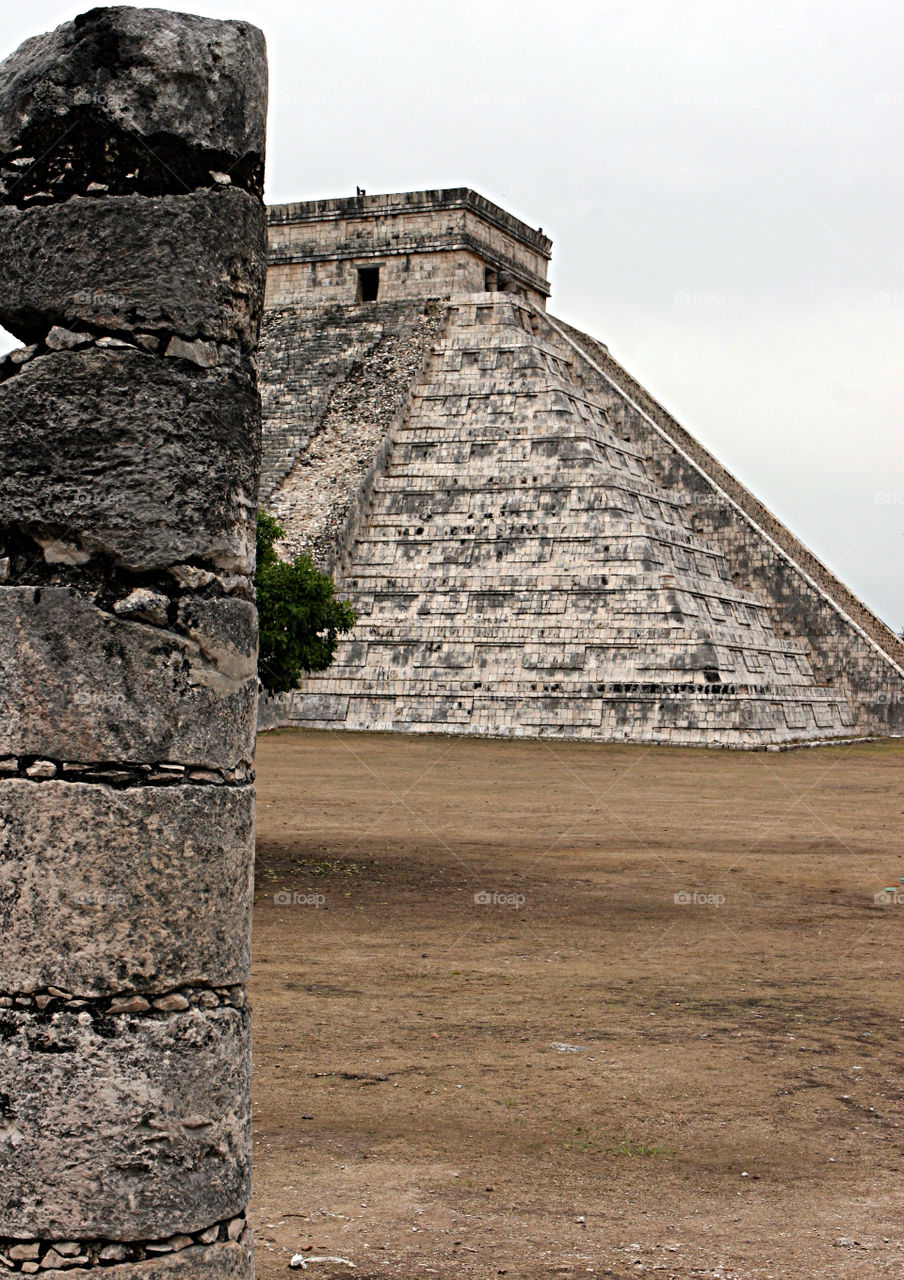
[257,275,897,744]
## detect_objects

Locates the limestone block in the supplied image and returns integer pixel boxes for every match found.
[0,589,256,767]
[0,348,259,572]
[0,9,266,175]
[39,1236,253,1279]
[292,693,350,722]
[0,780,253,995]
[0,1005,251,1237]
[0,191,266,347]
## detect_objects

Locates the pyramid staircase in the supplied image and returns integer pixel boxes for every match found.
[273,294,865,746]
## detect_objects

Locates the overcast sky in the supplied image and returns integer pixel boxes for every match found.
[3,0,901,627]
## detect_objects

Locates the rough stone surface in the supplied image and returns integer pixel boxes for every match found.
[553,316,904,681]
[260,300,446,563]
[261,294,857,745]
[45,325,92,350]
[0,190,266,347]
[38,1236,253,1278]
[0,1006,251,1238]
[267,189,551,308]
[257,200,904,745]
[164,335,219,367]
[113,587,170,626]
[0,589,256,767]
[0,9,266,202]
[0,348,259,572]
[0,780,254,996]
[0,5,266,1264]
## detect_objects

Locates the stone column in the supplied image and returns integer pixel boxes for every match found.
[0,9,266,1275]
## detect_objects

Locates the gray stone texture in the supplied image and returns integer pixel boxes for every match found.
[0,347,259,572]
[0,780,254,996]
[259,283,904,745]
[0,588,257,768]
[38,1236,253,1279]
[267,189,551,307]
[0,6,266,1266]
[260,300,446,563]
[0,190,266,347]
[0,1005,251,1238]
[553,317,904,682]
[0,8,266,158]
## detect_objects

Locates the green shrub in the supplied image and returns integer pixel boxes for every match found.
[255,510,356,695]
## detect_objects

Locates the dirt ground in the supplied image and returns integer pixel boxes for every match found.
[248,729,903,1280]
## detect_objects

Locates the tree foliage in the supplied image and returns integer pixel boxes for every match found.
[255,510,356,695]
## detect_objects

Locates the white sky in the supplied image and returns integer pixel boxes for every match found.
[2,0,902,627]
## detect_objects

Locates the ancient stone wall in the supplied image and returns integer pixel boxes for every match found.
[266,189,552,308]
[259,300,446,562]
[545,315,904,732]
[550,317,904,675]
[0,8,266,1272]
[260,291,904,746]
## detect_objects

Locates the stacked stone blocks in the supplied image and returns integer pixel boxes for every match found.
[260,299,447,564]
[262,288,904,745]
[542,313,904,734]
[266,190,552,309]
[0,9,266,1274]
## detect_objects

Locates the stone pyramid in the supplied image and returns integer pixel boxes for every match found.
[258,189,904,747]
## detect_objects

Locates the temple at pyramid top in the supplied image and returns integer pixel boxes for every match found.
[266,188,553,309]
[258,188,904,748]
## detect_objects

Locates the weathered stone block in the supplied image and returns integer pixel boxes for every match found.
[0,588,256,767]
[0,348,259,572]
[0,780,253,996]
[0,10,266,197]
[176,595,260,688]
[39,1236,253,1279]
[0,1005,250,1238]
[0,190,266,347]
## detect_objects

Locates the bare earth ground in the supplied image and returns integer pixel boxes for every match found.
[248,730,904,1280]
